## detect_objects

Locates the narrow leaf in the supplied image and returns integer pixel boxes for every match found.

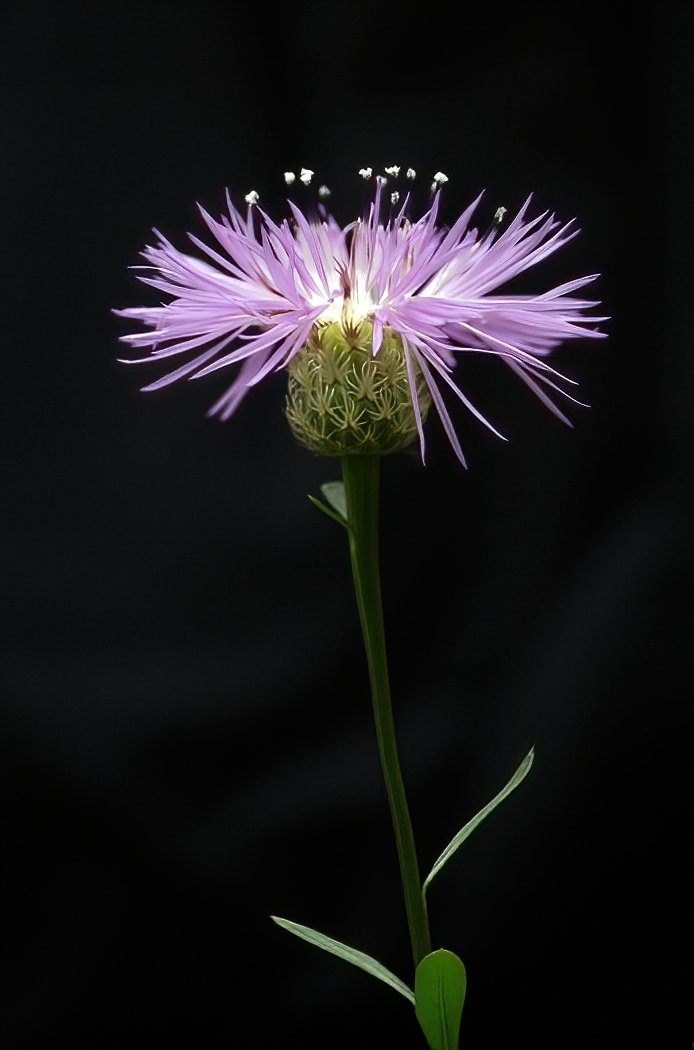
[308,494,348,528]
[415,949,466,1050]
[320,481,347,521]
[271,916,414,1004]
[423,747,535,895]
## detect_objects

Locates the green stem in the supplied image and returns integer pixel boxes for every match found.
[340,454,431,967]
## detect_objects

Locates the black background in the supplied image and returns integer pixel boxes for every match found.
[2,3,691,1048]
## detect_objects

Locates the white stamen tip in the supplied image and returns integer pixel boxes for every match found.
[406,167,416,180]
[299,168,314,185]
[283,171,296,185]
[494,206,508,224]
[376,175,388,186]
[390,191,400,204]
[432,171,449,185]
[244,190,260,205]
[318,184,331,198]
[358,167,373,179]
[384,165,400,177]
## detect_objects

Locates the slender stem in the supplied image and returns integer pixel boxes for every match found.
[340,454,431,966]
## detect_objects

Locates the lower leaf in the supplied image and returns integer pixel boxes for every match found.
[415,949,467,1050]
[270,915,414,1004]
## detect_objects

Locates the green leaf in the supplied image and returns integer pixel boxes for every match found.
[423,747,535,896]
[307,481,348,528]
[270,916,414,1004]
[415,949,466,1050]
[308,494,348,527]
[320,480,347,520]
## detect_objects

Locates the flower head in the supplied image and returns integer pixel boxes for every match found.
[116,169,606,464]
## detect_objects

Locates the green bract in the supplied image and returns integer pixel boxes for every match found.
[285,321,431,456]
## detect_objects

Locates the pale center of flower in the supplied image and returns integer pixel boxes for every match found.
[317,291,376,331]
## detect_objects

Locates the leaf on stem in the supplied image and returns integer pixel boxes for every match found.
[422,747,535,896]
[320,481,347,519]
[307,480,348,528]
[270,915,414,1004]
[414,949,466,1050]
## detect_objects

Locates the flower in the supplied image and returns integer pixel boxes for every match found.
[116,170,606,464]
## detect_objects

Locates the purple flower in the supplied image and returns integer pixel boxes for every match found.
[116,171,606,464]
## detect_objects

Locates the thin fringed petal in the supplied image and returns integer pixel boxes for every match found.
[140,337,236,392]
[503,359,575,425]
[208,353,271,421]
[415,341,507,441]
[403,339,427,464]
[415,351,468,467]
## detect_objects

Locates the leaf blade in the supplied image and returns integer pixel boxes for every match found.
[271,915,415,1004]
[308,493,348,528]
[415,949,466,1050]
[423,747,535,896]
[320,480,347,521]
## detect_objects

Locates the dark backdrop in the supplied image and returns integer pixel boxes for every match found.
[2,3,691,1048]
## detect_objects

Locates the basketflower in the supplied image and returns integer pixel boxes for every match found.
[116,168,605,465]
[116,168,606,1050]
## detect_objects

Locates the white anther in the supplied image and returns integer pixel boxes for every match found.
[299,168,314,185]
[318,184,331,198]
[494,206,507,224]
[432,171,449,185]
[376,175,388,186]
[406,167,416,180]
[358,167,373,179]
[384,165,400,177]
[284,172,296,185]
[390,191,400,204]
[244,190,260,205]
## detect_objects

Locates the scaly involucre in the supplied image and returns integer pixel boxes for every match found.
[117,178,606,464]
